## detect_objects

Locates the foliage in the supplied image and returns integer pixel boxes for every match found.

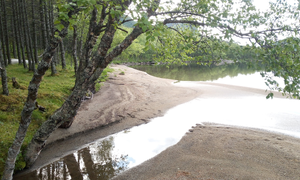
[245,1,300,99]
[2,0,300,178]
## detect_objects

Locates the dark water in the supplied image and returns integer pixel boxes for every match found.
[131,63,263,81]
[14,137,129,180]
[14,63,265,180]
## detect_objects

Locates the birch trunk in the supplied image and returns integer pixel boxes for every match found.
[1,4,74,178]
[25,4,144,167]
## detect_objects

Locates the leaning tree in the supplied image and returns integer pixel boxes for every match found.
[2,0,300,179]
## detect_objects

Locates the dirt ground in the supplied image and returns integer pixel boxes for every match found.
[15,65,300,179]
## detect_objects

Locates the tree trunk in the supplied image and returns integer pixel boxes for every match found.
[44,1,50,40]
[12,0,22,64]
[20,0,33,71]
[63,154,83,180]
[40,0,47,49]
[48,0,54,37]
[1,5,74,178]
[32,0,38,64]
[4,1,142,178]
[0,38,9,96]
[23,0,35,71]
[11,17,17,59]
[51,55,57,75]
[17,0,27,68]
[60,40,66,69]
[81,148,97,180]
[73,26,78,74]
[25,7,143,168]
[0,0,7,66]
[1,0,11,65]
[78,37,83,61]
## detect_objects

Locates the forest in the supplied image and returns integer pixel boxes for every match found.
[0,0,300,179]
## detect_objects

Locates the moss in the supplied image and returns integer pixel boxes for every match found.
[0,65,114,176]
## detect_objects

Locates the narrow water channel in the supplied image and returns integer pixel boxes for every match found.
[14,63,300,180]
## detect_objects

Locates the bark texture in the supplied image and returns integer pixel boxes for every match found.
[1,0,11,65]
[17,0,27,68]
[20,0,33,71]
[0,1,7,66]
[50,55,57,75]
[12,0,22,64]
[23,0,35,71]
[40,0,47,49]
[0,38,9,95]
[59,40,66,69]
[73,26,78,74]
[32,0,38,64]
[25,0,146,167]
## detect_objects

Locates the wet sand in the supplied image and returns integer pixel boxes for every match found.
[15,65,300,179]
[113,123,300,180]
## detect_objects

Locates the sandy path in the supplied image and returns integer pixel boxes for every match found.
[15,65,300,179]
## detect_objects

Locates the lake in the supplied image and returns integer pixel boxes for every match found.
[14,63,300,180]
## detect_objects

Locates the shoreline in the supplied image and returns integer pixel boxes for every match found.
[14,65,300,179]
[113,123,300,180]
[15,64,203,176]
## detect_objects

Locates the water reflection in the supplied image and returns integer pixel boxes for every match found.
[132,63,263,81]
[14,137,129,180]
[15,63,299,180]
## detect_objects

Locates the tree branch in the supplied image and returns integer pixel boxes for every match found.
[117,27,128,33]
[154,11,207,19]
[163,19,300,40]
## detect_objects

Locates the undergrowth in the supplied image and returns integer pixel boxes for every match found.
[0,64,113,177]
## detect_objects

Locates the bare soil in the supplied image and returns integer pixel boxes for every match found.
[15,65,300,179]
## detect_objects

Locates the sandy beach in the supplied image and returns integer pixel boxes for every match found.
[15,65,300,179]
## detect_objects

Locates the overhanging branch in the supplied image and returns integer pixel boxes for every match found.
[117,27,129,33]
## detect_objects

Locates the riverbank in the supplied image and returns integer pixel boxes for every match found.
[113,123,300,180]
[14,65,300,179]
[15,64,203,174]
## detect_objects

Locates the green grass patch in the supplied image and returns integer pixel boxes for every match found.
[0,64,113,177]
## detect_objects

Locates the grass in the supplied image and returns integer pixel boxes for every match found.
[0,64,113,177]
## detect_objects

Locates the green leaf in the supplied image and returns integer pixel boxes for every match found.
[142,26,147,32]
[56,24,64,31]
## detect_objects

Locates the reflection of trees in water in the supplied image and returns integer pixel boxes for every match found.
[88,136,128,179]
[14,137,128,180]
[133,63,263,81]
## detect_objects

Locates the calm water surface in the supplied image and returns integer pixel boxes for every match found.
[15,64,300,180]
